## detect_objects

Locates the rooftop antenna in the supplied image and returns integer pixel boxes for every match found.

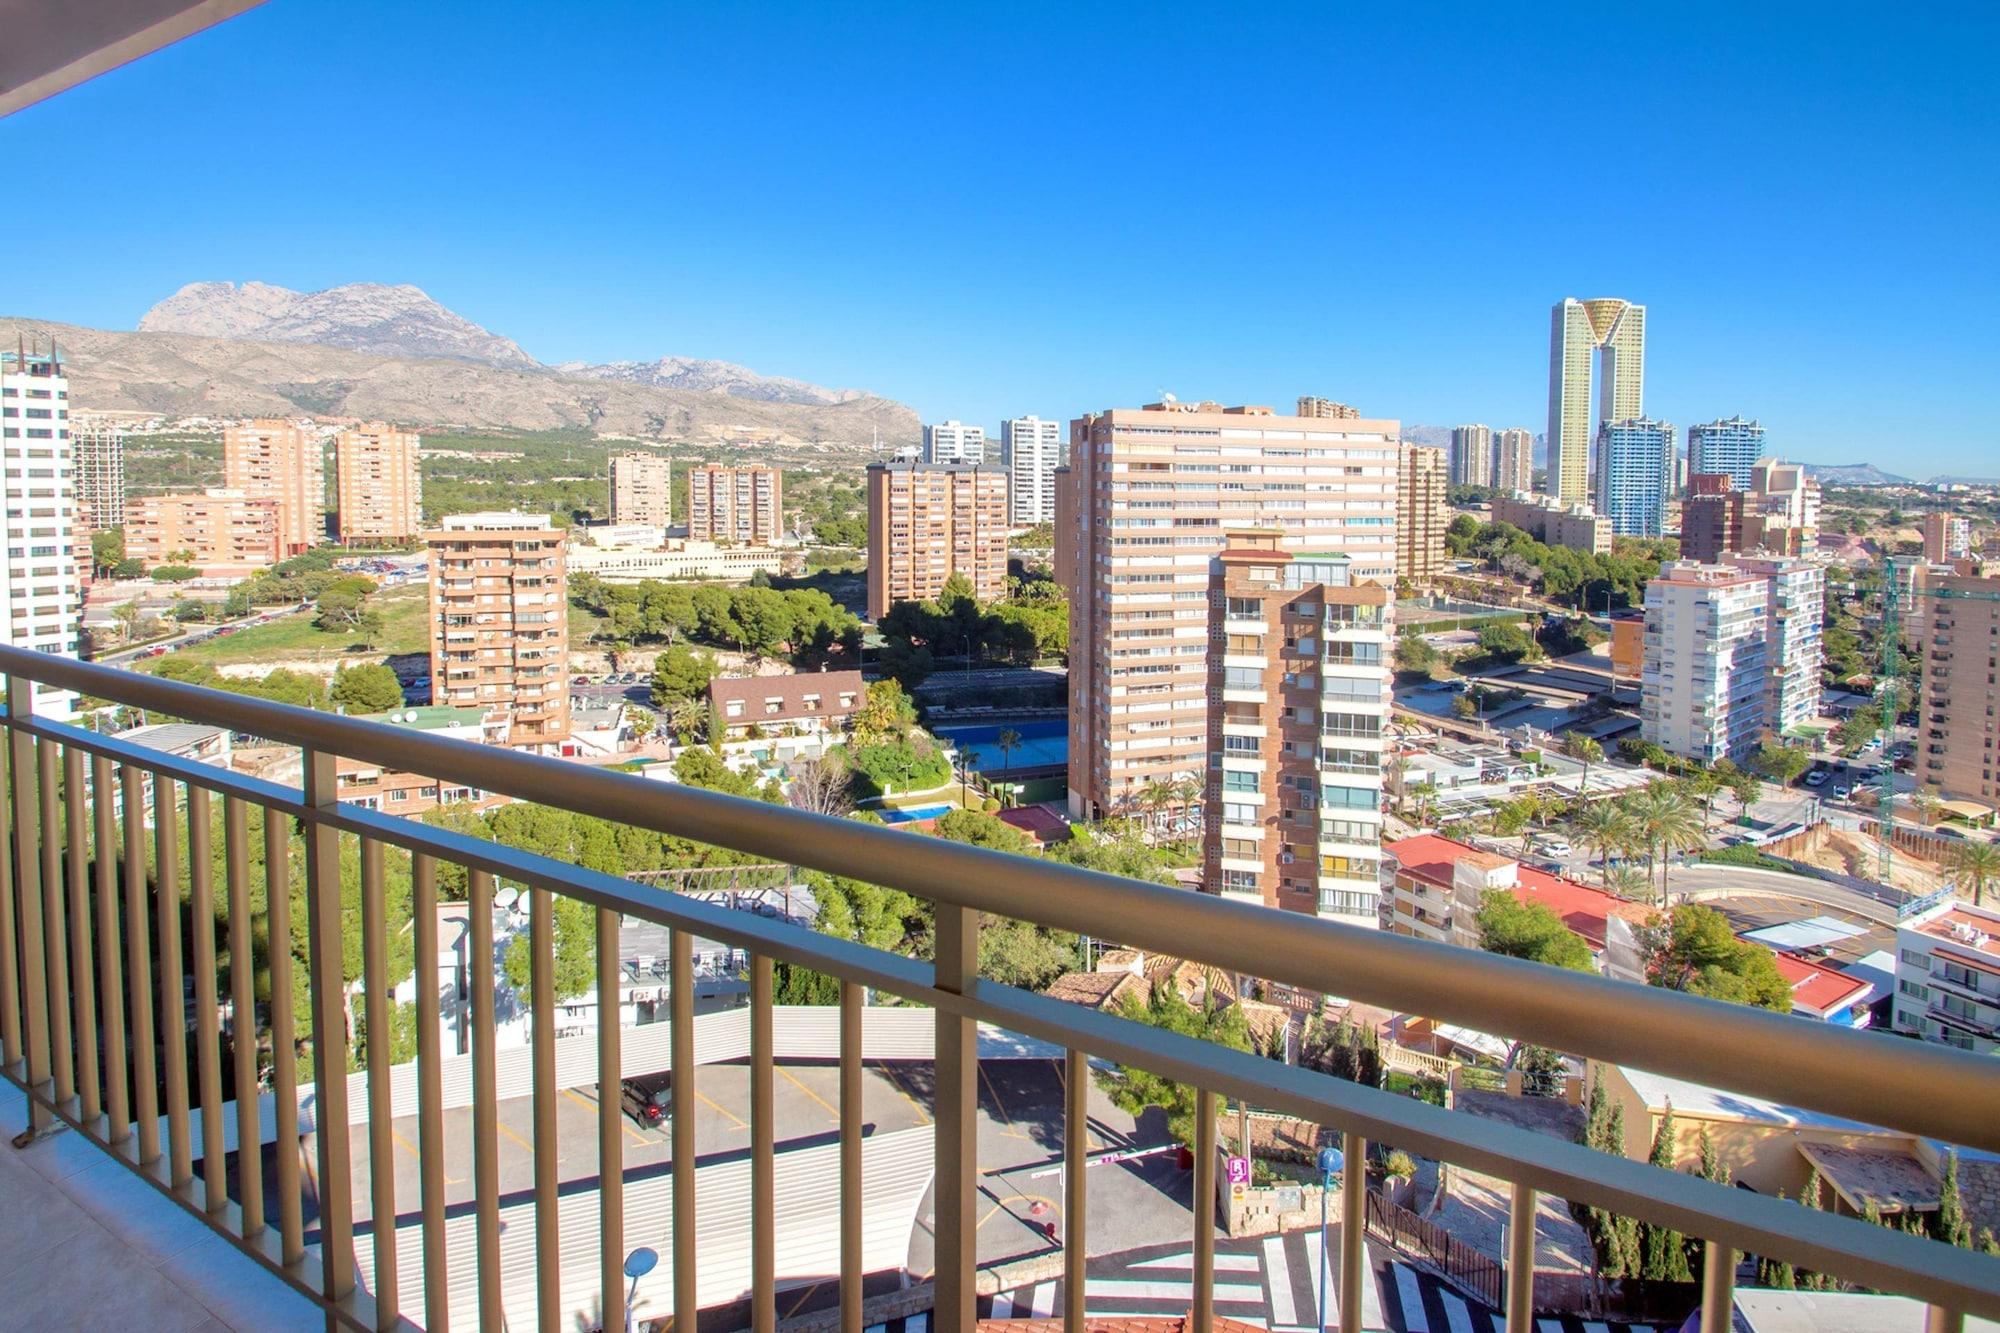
[1160,391,1177,405]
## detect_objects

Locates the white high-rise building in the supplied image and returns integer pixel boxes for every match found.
[70,412,126,532]
[1734,556,1825,739]
[1001,416,1063,525]
[1494,429,1535,492]
[1688,417,1766,493]
[922,420,986,466]
[1448,425,1493,487]
[1595,417,1675,537]
[1548,298,1645,506]
[1,345,81,721]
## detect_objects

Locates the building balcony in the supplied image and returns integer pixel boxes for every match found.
[0,644,1997,1333]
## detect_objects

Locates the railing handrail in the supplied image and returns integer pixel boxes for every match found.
[8,644,1995,1156]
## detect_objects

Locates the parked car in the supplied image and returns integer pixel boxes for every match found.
[574,675,593,686]
[1804,770,1829,788]
[1536,838,1573,857]
[620,1073,671,1127]
[1832,783,1853,800]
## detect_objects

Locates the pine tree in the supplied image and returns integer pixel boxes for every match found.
[1938,1150,1974,1249]
[1978,1228,1999,1258]
[1757,1192,1798,1289]
[1640,1104,1693,1281]
[1798,1164,1833,1291]
[1698,1124,1729,1186]
[1603,1102,1643,1277]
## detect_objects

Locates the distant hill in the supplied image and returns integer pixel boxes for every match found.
[0,316,917,447]
[1803,463,1913,485]
[553,356,865,407]
[141,281,540,370]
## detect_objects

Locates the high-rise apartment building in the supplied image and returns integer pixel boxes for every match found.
[1058,402,1399,821]
[1296,397,1360,419]
[1681,473,1741,563]
[1494,428,1534,492]
[335,421,423,543]
[70,412,125,533]
[425,513,569,750]
[1001,416,1063,525]
[922,420,986,466]
[1923,512,1972,565]
[864,463,1008,620]
[1202,531,1391,924]
[687,465,783,546]
[1910,564,2000,806]
[1595,417,1675,537]
[124,489,282,577]
[1397,443,1448,589]
[223,418,323,557]
[1491,492,1612,554]
[1547,298,1645,506]
[1641,558,1820,763]
[1448,425,1493,487]
[1742,458,1819,558]
[1687,417,1766,493]
[609,451,674,527]
[1,346,81,721]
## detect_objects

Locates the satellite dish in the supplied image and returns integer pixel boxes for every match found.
[494,887,521,912]
[1160,391,1177,405]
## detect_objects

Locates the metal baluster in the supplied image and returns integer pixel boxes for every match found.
[750,953,775,1333]
[932,901,978,1333]
[187,786,227,1214]
[156,774,192,1188]
[671,928,697,1332]
[412,855,449,1331]
[63,746,97,1123]
[1064,1047,1086,1333]
[1506,1181,1536,1332]
[301,750,355,1312]
[841,979,863,1333]
[265,803,305,1267]
[1340,1131,1365,1333]
[93,755,128,1143]
[360,837,398,1328]
[224,796,262,1238]
[1193,1088,1216,1333]
[531,887,560,1333]
[37,734,72,1115]
[122,764,160,1165]
[1699,1240,1736,1333]
[469,869,502,1329]
[596,904,623,1333]
[7,684,51,1135]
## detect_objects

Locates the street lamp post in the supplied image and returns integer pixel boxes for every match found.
[623,1246,659,1333]
[1317,1144,1344,1332]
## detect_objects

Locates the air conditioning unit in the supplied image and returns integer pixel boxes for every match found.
[1279,853,1295,865]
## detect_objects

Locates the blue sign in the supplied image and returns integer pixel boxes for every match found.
[1317,1146,1345,1179]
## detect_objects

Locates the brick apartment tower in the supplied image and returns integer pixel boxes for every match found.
[1680,473,1741,563]
[425,513,570,750]
[335,422,422,543]
[1397,442,1447,590]
[687,464,782,545]
[1202,531,1393,923]
[223,418,323,556]
[1056,401,1399,822]
[865,462,1009,621]
[609,451,674,527]
[1911,563,2000,806]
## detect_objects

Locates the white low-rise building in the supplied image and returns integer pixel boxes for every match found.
[1891,898,2000,1055]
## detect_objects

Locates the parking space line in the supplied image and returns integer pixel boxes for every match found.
[783,1281,820,1318]
[879,1063,932,1125]
[696,1087,750,1130]
[979,1065,1013,1126]
[497,1119,536,1153]
[390,1128,422,1161]
[777,1065,841,1122]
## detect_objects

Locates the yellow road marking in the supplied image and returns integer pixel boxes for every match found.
[696,1088,750,1130]
[979,1065,1012,1125]
[879,1063,932,1125]
[783,1281,821,1319]
[390,1129,422,1160]
[561,1087,598,1113]
[497,1119,535,1153]
[777,1066,841,1122]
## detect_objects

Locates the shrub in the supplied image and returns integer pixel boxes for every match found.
[1383,1149,1418,1179]
[847,740,952,799]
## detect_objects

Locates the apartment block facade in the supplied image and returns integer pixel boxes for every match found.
[335,421,423,543]
[1,347,80,721]
[864,462,1008,620]
[1924,512,1972,565]
[1548,297,1645,506]
[609,451,674,527]
[425,513,570,750]
[1494,428,1535,493]
[1491,491,1612,554]
[123,489,281,577]
[70,411,124,532]
[1687,417,1766,492]
[1001,416,1063,525]
[222,418,323,556]
[1448,424,1493,488]
[1596,417,1675,537]
[1295,397,1360,419]
[1733,556,1825,739]
[922,420,986,466]
[687,465,782,546]
[1681,473,1741,563]
[1892,900,2000,1055]
[1397,442,1448,589]
[1909,564,2000,806]
[1057,402,1399,822]
[1641,560,1806,763]
[1201,531,1391,924]
[1741,458,1820,559]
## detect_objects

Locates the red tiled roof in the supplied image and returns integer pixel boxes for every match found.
[1766,948,1873,1017]
[1385,832,1649,948]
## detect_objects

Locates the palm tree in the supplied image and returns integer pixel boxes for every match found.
[668,698,707,743]
[1565,735,1605,800]
[1629,782,1704,906]
[1386,752,1412,811]
[1689,769,1724,834]
[1171,775,1205,843]
[1948,843,2000,908]
[1139,776,1175,841]
[995,727,1022,805]
[1410,779,1440,828]
[1571,801,1637,892]
[1606,863,1651,899]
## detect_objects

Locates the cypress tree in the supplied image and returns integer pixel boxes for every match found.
[1640,1104,1693,1281]
[1757,1192,1798,1289]
[1799,1164,1832,1291]
[1938,1150,1974,1249]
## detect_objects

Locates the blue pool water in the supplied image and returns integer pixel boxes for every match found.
[933,719,1068,772]
[877,804,953,824]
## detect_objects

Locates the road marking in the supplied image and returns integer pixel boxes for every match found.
[390,1128,422,1160]
[1303,1228,1323,1324]
[1538,1320,1566,1333]
[695,1087,750,1130]
[879,1062,932,1125]
[990,1294,1014,1317]
[496,1118,535,1154]
[1361,1244,1384,1330]
[777,1065,841,1121]
[1084,1278,1265,1302]
[979,1064,1013,1125]
[1263,1236,1297,1326]
[1130,1250,1261,1272]
[1437,1288,1475,1333]
[1394,1265,1431,1332]
[1582,1323,1613,1333]
[1030,1284,1057,1317]
[783,1282,820,1319]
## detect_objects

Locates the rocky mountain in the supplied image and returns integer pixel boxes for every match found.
[141,281,539,370]
[0,316,917,447]
[1803,462,1913,486]
[554,356,865,406]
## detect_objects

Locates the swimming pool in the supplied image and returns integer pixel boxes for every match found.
[876,803,953,824]
[933,719,1068,773]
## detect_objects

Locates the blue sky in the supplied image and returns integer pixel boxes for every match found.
[7,2,1997,472]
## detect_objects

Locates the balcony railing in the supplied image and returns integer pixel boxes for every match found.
[2,643,2000,1333]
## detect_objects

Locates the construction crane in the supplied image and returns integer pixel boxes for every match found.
[1874,556,2000,883]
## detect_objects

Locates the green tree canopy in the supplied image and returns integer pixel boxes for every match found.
[330,663,405,713]
[650,645,718,707]
[1475,890,1596,971]
[1096,984,1251,1146]
[1640,903,1792,1011]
